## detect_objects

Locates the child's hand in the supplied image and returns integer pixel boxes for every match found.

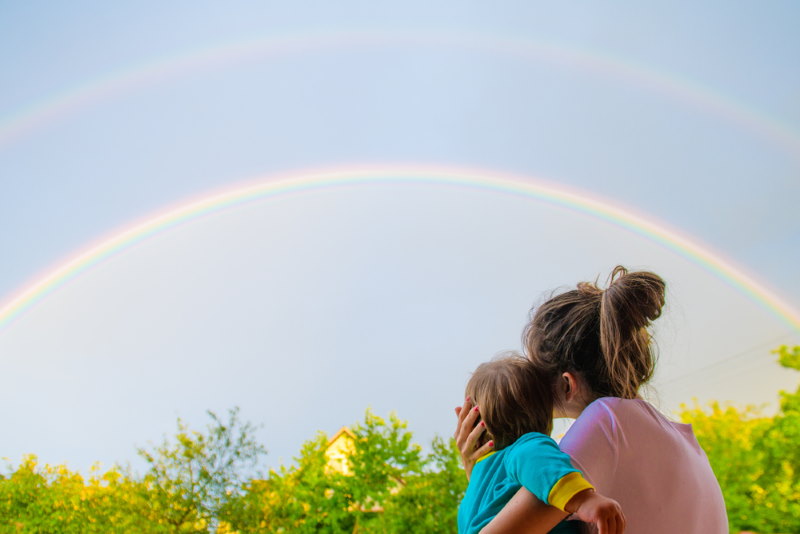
[565,489,625,534]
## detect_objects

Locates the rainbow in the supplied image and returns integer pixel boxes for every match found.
[1,165,798,332]
[1,30,798,155]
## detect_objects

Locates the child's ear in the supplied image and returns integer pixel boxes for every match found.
[474,416,494,447]
[476,429,494,449]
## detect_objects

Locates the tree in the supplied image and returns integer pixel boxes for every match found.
[0,407,266,533]
[221,410,467,534]
[368,436,467,534]
[755,345,800,531]
[0,455,169,533]
[680,345,800,533]
[135,407,267,532]
[0,408,464,533]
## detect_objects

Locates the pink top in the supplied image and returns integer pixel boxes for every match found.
[559,397,728,534]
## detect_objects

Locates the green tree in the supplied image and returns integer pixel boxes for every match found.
[1,407,466,533]
[680,345,800,533]
[0,407,266,533]
[369,436,467,534]
[0,455,171,533]
[756,345,800,532]
[136,407,267,532]
[221,410,467,534]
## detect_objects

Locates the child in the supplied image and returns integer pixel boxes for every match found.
[457,353,625,534]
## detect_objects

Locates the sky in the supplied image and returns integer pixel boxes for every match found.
[1,2,799,474]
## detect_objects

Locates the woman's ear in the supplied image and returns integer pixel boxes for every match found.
[561,372,577,399]
[559,372,587,418]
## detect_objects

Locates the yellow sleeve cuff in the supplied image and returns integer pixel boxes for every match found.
[475,450,497,464]
[548,471,594,511]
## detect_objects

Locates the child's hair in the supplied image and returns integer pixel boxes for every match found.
[523,265,666,400]
[465,352,554,450]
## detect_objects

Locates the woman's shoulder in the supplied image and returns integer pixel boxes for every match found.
[580,396,663,419]
[569,397,697,447]
[560,398,688,484]
[565,397,669,442]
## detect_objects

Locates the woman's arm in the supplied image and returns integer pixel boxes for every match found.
[481,487,626,534]
[479,488,567,534]
[564,489,625,534]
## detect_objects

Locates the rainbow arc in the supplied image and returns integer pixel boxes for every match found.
[0,166,798,332]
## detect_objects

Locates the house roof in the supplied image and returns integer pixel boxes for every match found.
[327,426,356,446]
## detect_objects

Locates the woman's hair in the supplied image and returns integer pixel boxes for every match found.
[465,352,554,450]
[523,266,666,400]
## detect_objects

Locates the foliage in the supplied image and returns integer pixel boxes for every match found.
[220,410,467,533]
[17,344,800,534]
[0,455,170,533]
[220,431,357,533]
[0,408,265,533]
[136,407,267,532]
[367,436,467,534]
[680,345,800,533]
[1,408,463,533]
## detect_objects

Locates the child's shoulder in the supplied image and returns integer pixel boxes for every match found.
[502,432,573,475]
[509,431,559,450]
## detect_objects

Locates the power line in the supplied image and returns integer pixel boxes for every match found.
[657,331,797,387]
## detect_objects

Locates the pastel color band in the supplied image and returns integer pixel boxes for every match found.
[2,31,797,157]
[548,471,594,512]
[0,166,797,332]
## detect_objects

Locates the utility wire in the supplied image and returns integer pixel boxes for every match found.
[657,331,797,387]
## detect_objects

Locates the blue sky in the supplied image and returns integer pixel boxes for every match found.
[1,2,798,473]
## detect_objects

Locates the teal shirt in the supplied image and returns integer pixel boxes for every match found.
[457,432,582,534]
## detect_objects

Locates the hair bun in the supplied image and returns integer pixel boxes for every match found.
[524,265,665,399]
[603,265,666,330]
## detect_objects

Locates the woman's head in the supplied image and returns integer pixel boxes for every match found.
[465,352,553,450]
[524,266,666,404]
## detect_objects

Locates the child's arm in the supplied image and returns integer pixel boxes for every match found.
[564,489,625,534]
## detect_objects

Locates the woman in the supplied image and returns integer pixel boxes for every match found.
[454,266,727,533]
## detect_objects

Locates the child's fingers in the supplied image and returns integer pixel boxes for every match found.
[608,511,622,534]
[611,505,625,534]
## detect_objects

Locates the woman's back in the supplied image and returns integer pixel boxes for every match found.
[559,397,728,534]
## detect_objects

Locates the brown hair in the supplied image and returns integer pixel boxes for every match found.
[465,353,554,450]
[524,266,665,400]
